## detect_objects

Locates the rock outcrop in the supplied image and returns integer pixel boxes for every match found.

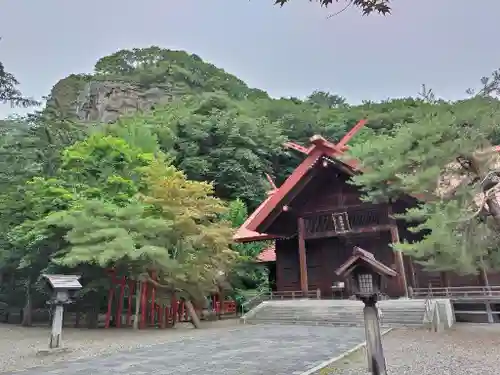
[75,81,174,123]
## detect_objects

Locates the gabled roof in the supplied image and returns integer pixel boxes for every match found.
[233,120,366,242]
[335,246,397,278]
[244,136,360,234]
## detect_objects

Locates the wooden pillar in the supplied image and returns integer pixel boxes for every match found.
[297,217,309,295]
[388,206,409,298]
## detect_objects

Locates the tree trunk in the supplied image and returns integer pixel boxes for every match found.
[486,197,500,225]
[184,299,201,329]
[21,279,32,327]
[133,281,142,330]
[85,305,99,328]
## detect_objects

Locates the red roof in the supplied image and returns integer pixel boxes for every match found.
[233,193,278,243]
[256,244,276,262]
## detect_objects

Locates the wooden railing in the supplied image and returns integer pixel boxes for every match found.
[269,290,321,300]
[409,286,500,299]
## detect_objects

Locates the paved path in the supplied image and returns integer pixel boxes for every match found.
[11,325,365,375]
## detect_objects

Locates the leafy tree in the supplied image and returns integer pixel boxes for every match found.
[0,113,88,324]
[8,129,236,328]
[274,0,392,15]
[120,93,287,210]
[307,91,347,109]
[0,61,38,108]
[224,199,270,303]
[43,156,235,327]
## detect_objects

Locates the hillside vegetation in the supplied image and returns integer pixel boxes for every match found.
[2,46,500,325]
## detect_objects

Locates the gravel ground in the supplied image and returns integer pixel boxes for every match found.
[1,321,366,375]
[0,320,238,373]
[318,324,500,375]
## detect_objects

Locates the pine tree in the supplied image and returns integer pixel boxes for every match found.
[349,94,500,274]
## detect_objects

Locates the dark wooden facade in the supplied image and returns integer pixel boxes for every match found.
[267,159,411,298]
[235,132,500,299]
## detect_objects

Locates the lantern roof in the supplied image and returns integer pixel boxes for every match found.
[335,246,397,278]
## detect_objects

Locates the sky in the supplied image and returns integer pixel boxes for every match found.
[1,0,499,118]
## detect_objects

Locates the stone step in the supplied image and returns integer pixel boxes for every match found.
[265,308,426,313]
[248,318,426,328]
[242,299,443,328]
[252,315,423,323]
[255,311,425,319]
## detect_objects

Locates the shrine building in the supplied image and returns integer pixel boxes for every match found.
[233,120,500,299]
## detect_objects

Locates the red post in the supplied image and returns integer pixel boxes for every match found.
[115,277,126,328]
[126,280,134,326]
[140,281,148,329]
[171,293,177,324]
[150,272,156,326]
[105,286,114,329]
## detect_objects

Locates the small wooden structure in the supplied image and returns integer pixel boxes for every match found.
[236,120,500,299]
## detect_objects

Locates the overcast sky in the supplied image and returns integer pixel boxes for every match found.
[1,0,499,118]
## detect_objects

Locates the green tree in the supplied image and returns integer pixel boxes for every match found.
[44,156,235,327]
[9,130,236,328]
[0,61,38,108]
[224,199,270,303]
[307,91,347,109]
[349,94,500,274]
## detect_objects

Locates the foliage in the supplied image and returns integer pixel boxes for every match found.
[350,94,500,273]
[92,47,268,101]
[0,61,38,108]
[224,199,270,300]
[274,0,392,15]
[8,132,236,305]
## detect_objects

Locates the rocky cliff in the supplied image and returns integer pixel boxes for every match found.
[75,81,173,123]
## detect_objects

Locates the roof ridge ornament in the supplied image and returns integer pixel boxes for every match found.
[283,119,368,157]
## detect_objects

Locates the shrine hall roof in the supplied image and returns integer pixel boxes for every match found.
[233,120,500,244]
[233,133,360,243]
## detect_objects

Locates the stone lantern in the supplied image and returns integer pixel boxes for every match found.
[42,274,82,349]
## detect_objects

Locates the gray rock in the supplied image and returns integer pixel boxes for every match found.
[75,81,173,123]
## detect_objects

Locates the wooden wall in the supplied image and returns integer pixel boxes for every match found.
[275,231,405,298]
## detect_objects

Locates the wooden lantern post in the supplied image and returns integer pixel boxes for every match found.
[335,247,397,375]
